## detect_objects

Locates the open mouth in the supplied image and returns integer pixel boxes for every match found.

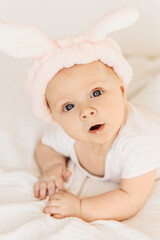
[90,124,102,131]
[89,123,105,134]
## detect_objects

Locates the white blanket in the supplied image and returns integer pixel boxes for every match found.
[0,56,160,240]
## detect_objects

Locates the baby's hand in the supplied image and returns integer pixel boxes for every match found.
[34,163,72,200]
[43,190,81,219]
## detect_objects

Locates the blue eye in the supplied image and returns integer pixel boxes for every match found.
[64,103,74,111]
[91,89,102,98]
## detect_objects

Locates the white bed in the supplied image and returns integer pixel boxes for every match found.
[0,1,160,239]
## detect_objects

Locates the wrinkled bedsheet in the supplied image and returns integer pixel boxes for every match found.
[0,56,160,240]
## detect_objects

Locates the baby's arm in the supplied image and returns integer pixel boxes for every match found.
[80,169,156,222]
[44,169,156,221]
[34,140,67,173]
[34,140,71,199]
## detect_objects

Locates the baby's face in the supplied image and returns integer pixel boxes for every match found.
[46,60,127,145]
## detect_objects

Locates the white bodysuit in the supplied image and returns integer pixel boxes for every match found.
[41,101,160,184]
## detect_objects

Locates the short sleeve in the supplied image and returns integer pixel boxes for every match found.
[120,135,160,179]
[41,123,74,157]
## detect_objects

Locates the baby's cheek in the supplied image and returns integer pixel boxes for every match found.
[62,124,77,139]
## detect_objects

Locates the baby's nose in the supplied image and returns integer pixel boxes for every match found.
[80,107,96,120]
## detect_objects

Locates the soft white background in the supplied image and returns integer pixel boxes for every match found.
[0,1,160,240]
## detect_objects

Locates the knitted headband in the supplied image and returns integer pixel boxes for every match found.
[0,6,139,123]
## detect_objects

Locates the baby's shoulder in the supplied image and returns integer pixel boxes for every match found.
[118,101,160,139]
[111,101,160,154]
[41,122,74,156]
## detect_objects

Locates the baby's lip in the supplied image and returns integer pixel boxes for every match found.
[88,123,104,132]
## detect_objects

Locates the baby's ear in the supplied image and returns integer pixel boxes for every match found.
[119,78,126,98]
[0,20,56,58]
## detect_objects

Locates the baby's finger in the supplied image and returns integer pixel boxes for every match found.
[55,177,65,191]
[39,182,47,200]
[44,206,60,215]
[52,214,64,219]
[62,169,72,181]
[34,182,40,198]
[47,181,56,199]
[46,198,60,207]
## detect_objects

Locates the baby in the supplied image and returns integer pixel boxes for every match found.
[34,59,160,222]
[0,6,160,222]
[31,8,160,222]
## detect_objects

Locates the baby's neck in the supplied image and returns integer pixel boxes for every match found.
[75,140,113,158]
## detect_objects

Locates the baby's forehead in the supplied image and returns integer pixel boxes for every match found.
[51,61,117,86]
[46,61,119,103]
[56,60,113,77]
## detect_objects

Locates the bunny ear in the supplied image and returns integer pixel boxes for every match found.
[0,21,56,58]
[85,6,139,42]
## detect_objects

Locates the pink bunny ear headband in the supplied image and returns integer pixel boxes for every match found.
[0,6,139,123]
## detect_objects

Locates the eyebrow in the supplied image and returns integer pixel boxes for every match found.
[54,80,106,108]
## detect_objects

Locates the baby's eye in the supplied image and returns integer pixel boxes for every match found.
[64,103,74,111]
[91,89,102,98]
